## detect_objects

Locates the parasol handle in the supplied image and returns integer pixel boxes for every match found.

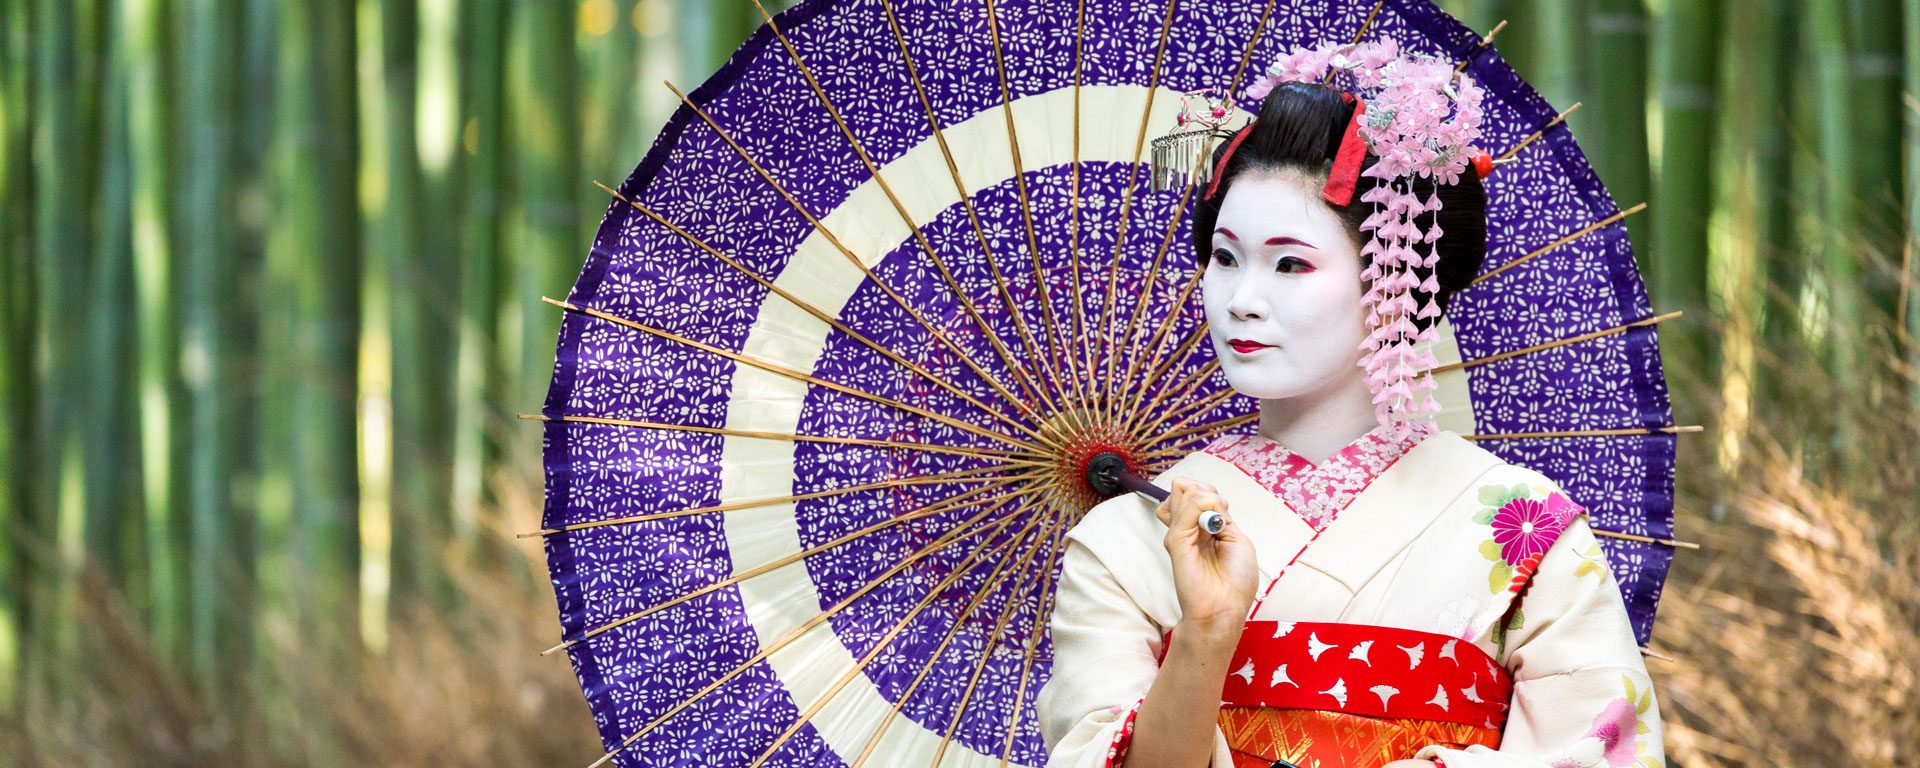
[1084,451,1226,536]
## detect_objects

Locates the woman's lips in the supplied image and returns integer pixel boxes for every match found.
[1228,339,1270,354]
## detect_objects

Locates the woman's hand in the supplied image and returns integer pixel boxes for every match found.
[1381,761,1440,767]
[1155,477,1259,642]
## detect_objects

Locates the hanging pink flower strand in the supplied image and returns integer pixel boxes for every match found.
[1245,39,1486,439]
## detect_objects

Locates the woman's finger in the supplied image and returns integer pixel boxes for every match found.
[1174,489,1223,533]
[1153,485,1180,526]
[1157,478,1197,527]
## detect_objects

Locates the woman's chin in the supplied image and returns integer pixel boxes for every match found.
[1221,373,1310,402]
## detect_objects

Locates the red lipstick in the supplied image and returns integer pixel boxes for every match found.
[1228,339,1270,354]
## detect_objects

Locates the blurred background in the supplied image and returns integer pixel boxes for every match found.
[0,0,1915,765]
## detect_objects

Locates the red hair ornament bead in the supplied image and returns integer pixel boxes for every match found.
[1470,147,1494,180]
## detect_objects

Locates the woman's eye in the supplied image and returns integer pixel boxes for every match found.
[1276,256,1316,274]
[1211,248,1237,267]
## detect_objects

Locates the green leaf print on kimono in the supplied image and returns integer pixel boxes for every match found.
[1472,483,1585,594]
[1573,541,1608,580]
[1490,607,1524,657]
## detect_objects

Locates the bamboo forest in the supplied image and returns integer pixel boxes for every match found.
[1,0,1916,765]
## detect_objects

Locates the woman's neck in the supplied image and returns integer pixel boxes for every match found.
[1255,373,1378,465]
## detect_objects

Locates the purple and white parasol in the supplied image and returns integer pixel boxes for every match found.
[533,0,1685,765]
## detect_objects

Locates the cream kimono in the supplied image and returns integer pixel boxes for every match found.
[1036,429,1664,768]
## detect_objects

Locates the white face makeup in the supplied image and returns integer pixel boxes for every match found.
[1201,168,1370,402]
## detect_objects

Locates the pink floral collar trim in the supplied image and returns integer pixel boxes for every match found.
[1203,421,1435,531]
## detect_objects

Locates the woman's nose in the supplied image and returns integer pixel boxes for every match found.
[1227,279,1268,321]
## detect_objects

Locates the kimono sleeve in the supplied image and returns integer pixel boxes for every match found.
[1035,529,1163,768]
[1036,464,1244,764]
[1415,512,1666,768]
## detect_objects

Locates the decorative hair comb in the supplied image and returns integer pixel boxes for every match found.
[1148,89,1248,193]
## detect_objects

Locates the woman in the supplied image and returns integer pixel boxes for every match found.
[1034,65,1665,768]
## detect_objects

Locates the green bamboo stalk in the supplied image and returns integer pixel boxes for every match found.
[312,0,363,655]
[89,0,141,595]
[223,0,274,703]
[1847,0,1903,327]
[30,0,89,677]
[1581,0,1650,263]
[1437,0,1492,30]
[1783,10,1843,472]
[1707,0,1790,456]
[1748,0,1802,425]
[710,0,764,67]
[1907,0,1920,409]
[579,0,639,239]
[450,0,505,554]
[1807,0,1861,423]
[123,0,190,670]
[178,0,242,684]
[256,0,302,722]
[0,0,35,713]
[1521,0,1582,109]
[512,0,581,416]
[404,0,461,609]
[271,0,361,660]
[1649,0,1721,372]
[368,0,445,622]
[355,0,394,655]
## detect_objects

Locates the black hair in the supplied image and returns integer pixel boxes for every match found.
[1190,81,1487,330]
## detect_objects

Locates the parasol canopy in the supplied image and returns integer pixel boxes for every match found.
[533,0,1684,764]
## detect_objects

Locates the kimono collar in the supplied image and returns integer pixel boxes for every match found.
[1202,421,1435,531]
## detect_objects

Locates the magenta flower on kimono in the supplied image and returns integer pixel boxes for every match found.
[1546,488,1585,526]
[1585,696,1640,767]
[1490,496,1568,566]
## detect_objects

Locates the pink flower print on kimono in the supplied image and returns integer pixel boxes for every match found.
[1204,421,1431,530]
[1472,484,1586,594]
[1586,697,1639,766]
[1547,676,1660,768]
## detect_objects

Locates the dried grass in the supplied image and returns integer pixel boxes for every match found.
[0,523,600,767]
[1654,296,1920,766]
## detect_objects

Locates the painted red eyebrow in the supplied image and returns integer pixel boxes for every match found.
[1215,227,1238,241]
[1266,236,1317,248]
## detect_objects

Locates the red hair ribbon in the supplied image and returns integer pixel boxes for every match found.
[1201,122,1255,201]
[1203,91,1371,204]
[1322,91,1368,206]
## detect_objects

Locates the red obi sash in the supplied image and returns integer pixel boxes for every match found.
[1125,621,1510,768]
[1219,621,1509,767]
[1219,620,1511,727]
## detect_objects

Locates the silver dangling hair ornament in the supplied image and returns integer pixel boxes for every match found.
[1149,88,1248,193]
